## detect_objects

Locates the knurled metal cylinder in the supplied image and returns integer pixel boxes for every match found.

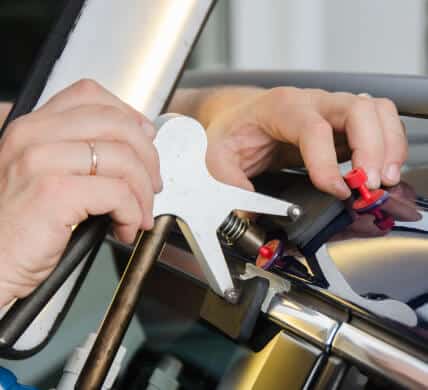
[234,223,266,258]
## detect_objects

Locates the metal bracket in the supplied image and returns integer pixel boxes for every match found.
[240,263,290,312]
[153,115,301,298]
[315,244,417,326]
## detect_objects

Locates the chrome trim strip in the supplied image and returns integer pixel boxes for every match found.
[268,295,340,349]
[333,323,428,389]
[35,0,214,120]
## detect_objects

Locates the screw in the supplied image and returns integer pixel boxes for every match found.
[287,205,303,221]
[224,288,240,304]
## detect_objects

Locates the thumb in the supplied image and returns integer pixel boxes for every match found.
[206,142,255,192]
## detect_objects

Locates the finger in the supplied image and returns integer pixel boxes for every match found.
[310,92,386,189]
[206,141,255,191]
[252,89,350,198]
[297,113,351,199]
[373,98,408,186]
[4,105,162,192]
[11,141,155,228]
[31,175,147,242]
[35,79,155,138]
[341,97,385,189]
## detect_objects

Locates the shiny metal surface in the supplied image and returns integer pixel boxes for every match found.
[76,216,175,390]
[153,115,300,296]
[234,222,267,258]
[218,331,321,390]
[317,244,417,326]
[333,323,428,389]
[267,295,339,348]
[240,264,290,312]
[35,0,215,120]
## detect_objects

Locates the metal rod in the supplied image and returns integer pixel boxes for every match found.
[0,216,109,351]
[75,215,175,390]
[0,0,217,355]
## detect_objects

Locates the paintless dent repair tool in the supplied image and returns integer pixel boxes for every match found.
[344,168,395,230]
[0,1,304,387]
[75,115,303,388]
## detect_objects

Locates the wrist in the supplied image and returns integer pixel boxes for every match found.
[168,87,263,128]
[196,86,263,128]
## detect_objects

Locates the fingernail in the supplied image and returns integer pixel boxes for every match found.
[383,164,400,184]
[366,168,381,189]
[333,180,351,199]
[142,122,156,139]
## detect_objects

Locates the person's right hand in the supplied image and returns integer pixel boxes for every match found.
[0,79,161,307]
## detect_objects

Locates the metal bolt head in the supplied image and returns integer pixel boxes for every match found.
[224,288,240,304]
[287,205,303,222]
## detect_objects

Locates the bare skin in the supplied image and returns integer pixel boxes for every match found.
[0,80,160,306]
[170,87,407,198]
[0,82,407,307]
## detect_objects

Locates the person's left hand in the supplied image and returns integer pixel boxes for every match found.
[197,87,407,200]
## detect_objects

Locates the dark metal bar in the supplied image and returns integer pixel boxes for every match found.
[75,215,175,390]
[0,215,110,351]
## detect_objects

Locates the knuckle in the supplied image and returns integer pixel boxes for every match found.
[92,104,122,118]
[72,79,103,99]
[308,88,328,100]
[267,86,299,104]
[117,143,138,172]
[4,117,26,147]
[309,169,338,191]
[352,97,377,114]
[89,105,130,136]
[376,97,398,114]
[118,141,135,156]
[305,118,331,136]
[117,180,133,200]
[16,147,41,177]
[92,105,132,130]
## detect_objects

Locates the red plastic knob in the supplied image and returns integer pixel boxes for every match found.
[259,245,274,259]
[344,168,368,189]
[344,168,387,210]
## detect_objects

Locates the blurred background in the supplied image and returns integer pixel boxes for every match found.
[0,0,427,387]
[193,0,427,73]
[0,0,427,101]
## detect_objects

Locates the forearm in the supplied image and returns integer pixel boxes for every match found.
[168,87,263,128]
